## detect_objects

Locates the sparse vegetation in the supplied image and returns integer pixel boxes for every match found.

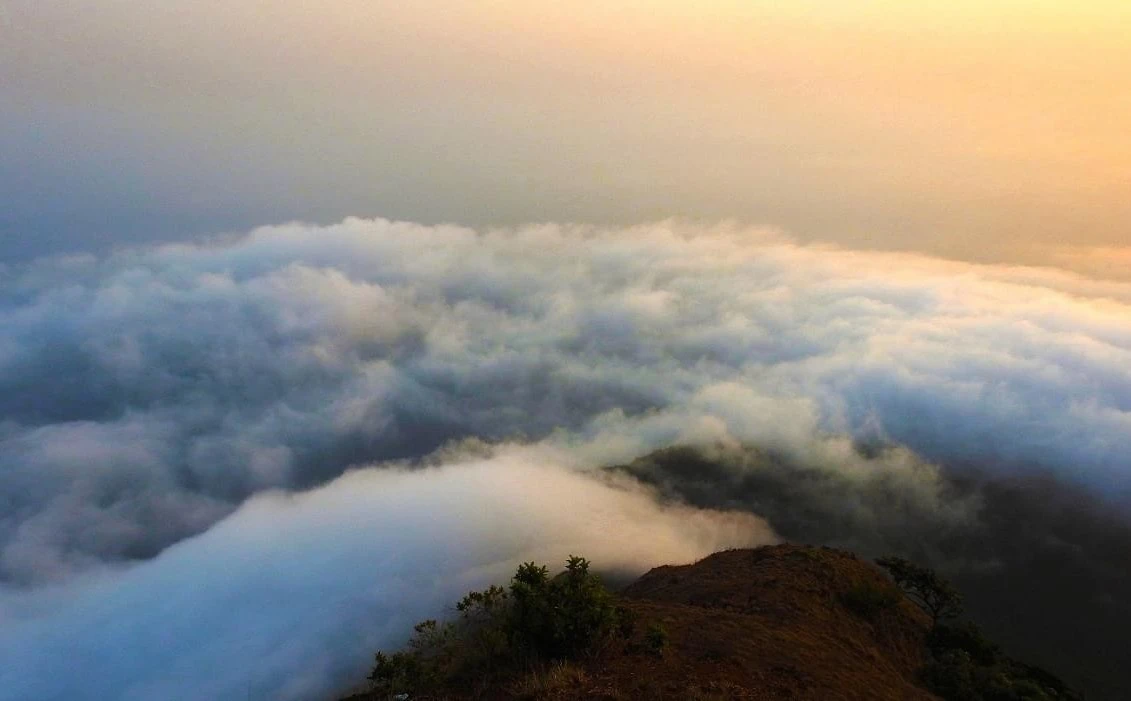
[874,557,1079,701]
[508,661,589,700]
[366,555,623,699]
[922,622,1081,701]
[876,555,964,624]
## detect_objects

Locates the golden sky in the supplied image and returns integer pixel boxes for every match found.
[3,1,1129,269]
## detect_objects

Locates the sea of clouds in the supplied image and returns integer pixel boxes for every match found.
[1,219,1129,699]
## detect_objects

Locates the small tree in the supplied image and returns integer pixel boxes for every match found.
[876,556,963,625]
[509,555,618,658]
[369,555,622,697]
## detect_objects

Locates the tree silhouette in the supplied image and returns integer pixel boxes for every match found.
[876,556,963,625]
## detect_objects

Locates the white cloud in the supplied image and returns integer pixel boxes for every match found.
[2,217,1131,698]
[2,218,1130,584]
[0,447,772,701]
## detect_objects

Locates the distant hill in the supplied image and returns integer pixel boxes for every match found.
[343,544,1078,700]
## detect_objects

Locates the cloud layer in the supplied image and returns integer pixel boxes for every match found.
[0,447,771,701]
[3,219,1129,583]
[2,218,1131,698]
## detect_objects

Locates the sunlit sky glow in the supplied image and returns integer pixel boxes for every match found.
[2,1,1128,270]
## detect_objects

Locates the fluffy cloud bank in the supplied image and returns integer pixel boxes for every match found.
[0,447,771,701]
[3,218,1129,584]
[2,218,1131,698]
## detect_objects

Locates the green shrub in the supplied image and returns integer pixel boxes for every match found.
[367,650,423,695]
[871,557,1081,701]
[927,623,1000,666]
[509,555,620,658]
[921,649,978,700]
[921,622,1080,701]
[367,555,623,698]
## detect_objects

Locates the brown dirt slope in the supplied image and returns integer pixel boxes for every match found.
[346,544,940,700]
[607,544,938,700]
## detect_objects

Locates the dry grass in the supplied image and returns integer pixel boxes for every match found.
[508,661,589,700]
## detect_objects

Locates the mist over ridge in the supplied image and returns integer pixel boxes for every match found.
[0,447,773,701]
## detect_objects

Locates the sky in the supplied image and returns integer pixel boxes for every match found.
[3,1,1129,271]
